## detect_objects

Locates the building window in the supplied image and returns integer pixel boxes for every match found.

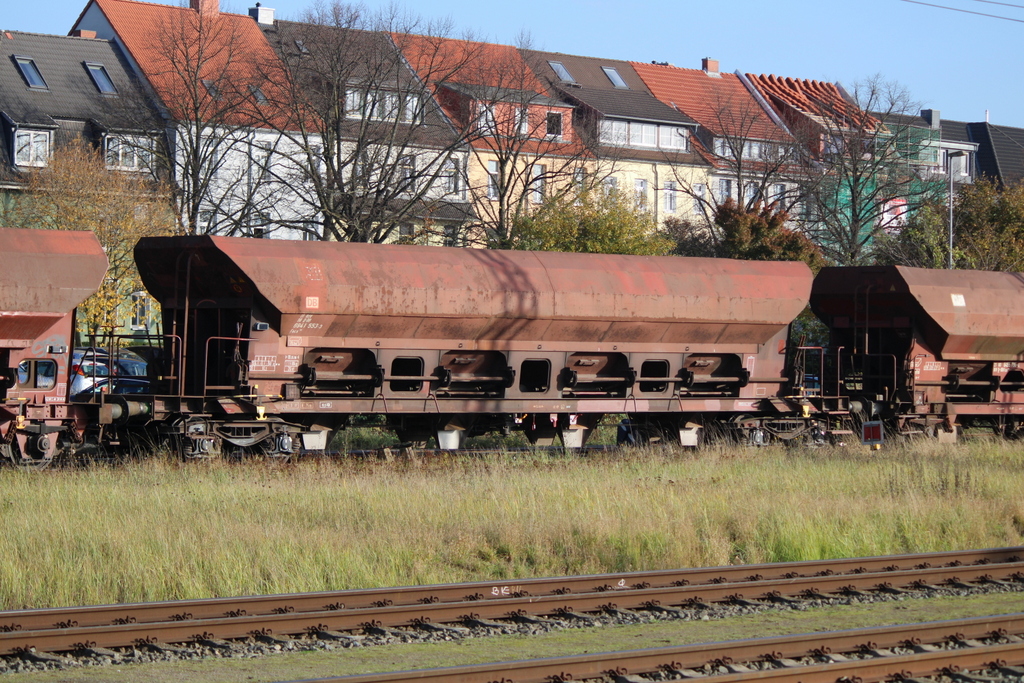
[249,85,268,104]
[130,292,150,331]
[85,63,117,94]
[399,223,415,241]
[14,56,47,89]
[603,176,618,193]
[517,108,530,137]
[530,164,546,204]
[442,159,461,196]
[548,61,576,84]
[105,135,154,172]
[743,182,758,204]
[719,178,733,200]
[634,178,647,204]
[345,89,363,118]
[944,150,972,177]
[443,225,461,247]
[771,184,787,205]
[659,126,688,150]
[487,160,500,200]
[398,155,415,184]
[742,141,762,160]
[546,112,562,138]
[713,137,731,157]
[477,104,496,133]
[572,167,586,191]
[402,93,421,123]
[599,119,628,146]
[15,130,50,167]
[693,183,706,214]
[664,181,677,213]
[302,221,321,240]
[601,66,629,89]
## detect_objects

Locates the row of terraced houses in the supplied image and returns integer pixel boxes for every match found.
[3,0,1024,260]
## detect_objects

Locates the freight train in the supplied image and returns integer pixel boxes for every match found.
[1,226,1020,466]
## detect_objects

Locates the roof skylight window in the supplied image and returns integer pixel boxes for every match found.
[548,61,575,84]
[294,39,309,55]
[601,66,629,89]
[249,85,268,104]
[85,63,117,94]
[14,56,47,89]
[202,79,221,99]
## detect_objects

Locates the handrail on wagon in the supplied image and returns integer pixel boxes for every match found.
[203,336,257,397]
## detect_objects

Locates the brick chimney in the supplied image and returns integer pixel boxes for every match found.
[702,58,720,77]
[191,0,219,15]
[71,29,97,38]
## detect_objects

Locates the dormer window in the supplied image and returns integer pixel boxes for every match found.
[85,63,117,94]
[546,112,562,138]
[601,66,629,89]
[14,56,47,89]
[548,61,575,84]
[15,129,50,167]
[105,135,154,172]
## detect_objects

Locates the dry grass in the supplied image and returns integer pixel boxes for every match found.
[0,439,1022,609]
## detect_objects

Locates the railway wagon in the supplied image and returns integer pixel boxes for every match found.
[0,228,107,466]
[810,265,1024,440]
[130,235,815,453]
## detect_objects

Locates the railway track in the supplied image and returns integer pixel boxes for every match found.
[289,611,1024,683]
[0,547,1021,657]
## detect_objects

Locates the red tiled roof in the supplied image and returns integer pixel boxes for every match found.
[746,74,878,130]
[630,62,785,141]
[88,0,282,125]
[397,34,547,94]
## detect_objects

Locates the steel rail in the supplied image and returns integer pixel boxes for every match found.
[1,553,1023,655]
[1,546,1018,636]
[282,612,1024,683]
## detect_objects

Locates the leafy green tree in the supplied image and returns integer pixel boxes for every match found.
[511,188,672,255]
[953,179,1024,271]
[872,202,950,268]
[875,179,1024,271]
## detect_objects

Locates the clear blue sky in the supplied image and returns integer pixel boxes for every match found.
[6,0,1019,127]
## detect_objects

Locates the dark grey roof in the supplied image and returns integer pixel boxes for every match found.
[523,49,694,126]
[967,121,1024,184]
[0,31,154,131]
[940,118,973,144]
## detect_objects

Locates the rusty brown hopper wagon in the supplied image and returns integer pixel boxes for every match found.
[135,236,812,451]
[0,227,107,465]
[811,265,1024,439]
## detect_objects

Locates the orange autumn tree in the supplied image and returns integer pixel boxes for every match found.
[11,140,175,335]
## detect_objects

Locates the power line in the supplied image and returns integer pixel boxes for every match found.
[973,0,1024,10]
[901,0,1024,21]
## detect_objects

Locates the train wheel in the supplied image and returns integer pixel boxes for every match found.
[1,433,56,469]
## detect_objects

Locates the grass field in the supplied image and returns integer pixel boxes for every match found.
[0,438,1022,610]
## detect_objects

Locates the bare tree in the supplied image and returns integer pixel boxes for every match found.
[254,3,477,243]
[787,77,945,265]
[117,5,279,235]
[403,35,589,248]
